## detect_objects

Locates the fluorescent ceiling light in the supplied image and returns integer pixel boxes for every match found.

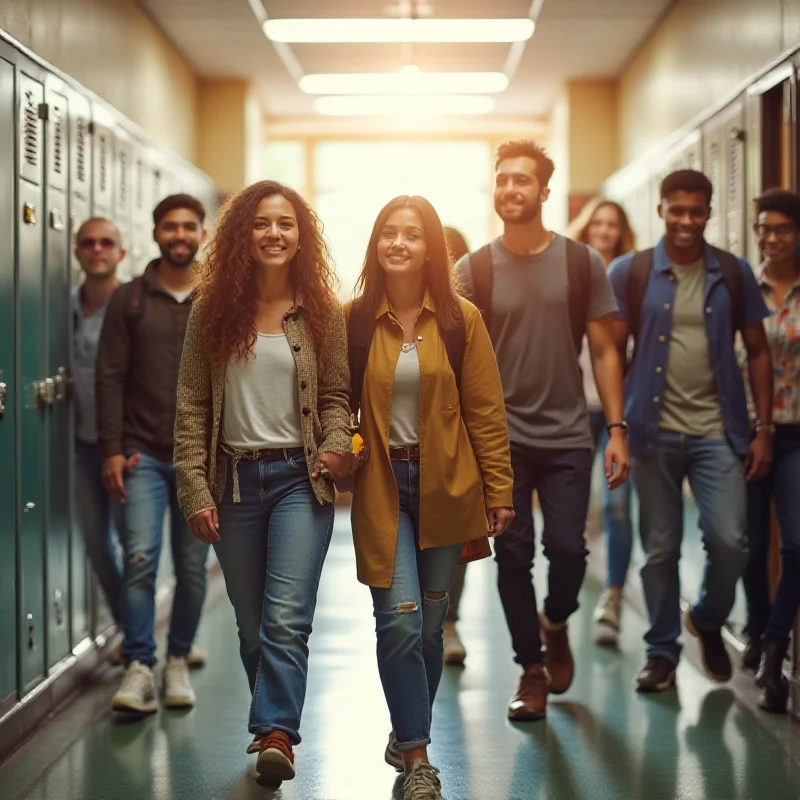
[313,95,495,116]
[264,18,535,44]
[299,72,509,95]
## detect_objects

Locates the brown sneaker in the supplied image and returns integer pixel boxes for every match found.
[540,612,574,695]
[443,620,467,665]
[257,731,295,786]
[507,663,549,721]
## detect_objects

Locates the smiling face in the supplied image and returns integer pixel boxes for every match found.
[659,190,711,254]
[587,204,622,260]
[250,194,300,272]
[154,208,204,268]
[75,218,125,280]
[756,209,798,266]
[494,156,549,225]
[376,207,427,278]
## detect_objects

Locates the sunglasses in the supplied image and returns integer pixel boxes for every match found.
[77,237,117,249]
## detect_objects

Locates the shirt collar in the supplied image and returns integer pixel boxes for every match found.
[376,288,436,320]
[755,262,800,290]
[654,236,720,273]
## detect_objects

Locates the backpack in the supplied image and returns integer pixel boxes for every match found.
[627,247,744,342]
[348,297,467,423]
[467,238,592,353]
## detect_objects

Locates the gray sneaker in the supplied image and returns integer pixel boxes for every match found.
[385,731,404,772]
[112,661,158,714]
[162,656,196,709]
[594,588,622,647]
[403,759,444,800]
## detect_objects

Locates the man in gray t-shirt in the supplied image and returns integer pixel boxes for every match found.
[456,140,630,722]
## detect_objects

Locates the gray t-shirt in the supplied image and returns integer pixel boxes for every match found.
[456,234,618,449]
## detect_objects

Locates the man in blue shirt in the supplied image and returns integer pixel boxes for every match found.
[608,170,773,693]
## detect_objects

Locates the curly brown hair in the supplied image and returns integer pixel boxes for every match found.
[197,180,338,366]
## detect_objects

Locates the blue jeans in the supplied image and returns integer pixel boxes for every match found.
[119,452,209,666]
[214,450,334,744]
[589,411,634,589]
[633,431,748,664]
[370,460,464,750]
[74,439,123,624]
[742,423,800,649]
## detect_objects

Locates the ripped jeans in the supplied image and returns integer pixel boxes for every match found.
[370,460,464,750]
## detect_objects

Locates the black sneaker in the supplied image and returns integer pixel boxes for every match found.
[684,610,732,682]
[635,656,677,693]
[741,627,763,672]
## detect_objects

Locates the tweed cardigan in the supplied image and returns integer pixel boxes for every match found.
[174,298,353,520]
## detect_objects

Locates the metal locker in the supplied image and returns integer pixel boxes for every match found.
[0,52,18,705]
[67,88,91,647]
[17,68,47,693]
[702,117,725,248]
[114,127,133,282]
[43,77,72,667]
[90,104,114,215]
[724,103,746,257]
[131,142,151,276]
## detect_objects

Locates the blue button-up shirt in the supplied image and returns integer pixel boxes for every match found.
[608,238,768,458]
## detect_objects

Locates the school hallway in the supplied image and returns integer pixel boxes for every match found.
[0,507,797,800]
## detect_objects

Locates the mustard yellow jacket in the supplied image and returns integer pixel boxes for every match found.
[345,293,513,588]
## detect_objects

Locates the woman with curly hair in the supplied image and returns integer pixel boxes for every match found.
[346,196,514,800]
[174,180,355,787]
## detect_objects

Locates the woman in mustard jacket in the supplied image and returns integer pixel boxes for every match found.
[346,196,514,800]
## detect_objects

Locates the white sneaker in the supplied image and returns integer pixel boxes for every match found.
[112,661,159,714]
[162,656,196,709]
[594,588,622,647]
[186,644,207,669]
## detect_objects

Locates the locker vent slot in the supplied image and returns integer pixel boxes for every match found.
[707,141,719,197]
[118,148,128,205]
[728,142,741,208]
[135,158,145,211]
[75,115,88,184]
[52,103,65,175]
[98,132,109,193]
[23,89,39,168]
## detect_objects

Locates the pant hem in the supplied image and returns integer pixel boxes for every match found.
[645,649,680,666]
[250,724,301,745]
[396,736,432,751]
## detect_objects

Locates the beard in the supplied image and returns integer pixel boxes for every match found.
[495,196,541,225]
[159,240,197,268]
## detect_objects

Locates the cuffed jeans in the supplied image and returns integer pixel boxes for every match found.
[589,411,635,589]
[119,452,209,667]
[215,450,334,744]
[633,431,748,664]
[495,443,592,667]
[74,439,123,624]
[742,423,800,650]
[371,460,463,750]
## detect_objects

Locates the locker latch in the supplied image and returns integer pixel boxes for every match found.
[27,614,35,650]
[34,379,55,407]
[54,590,64,627]
[54,367,68,402]
[23,203,36,225]
[0,379,6,420]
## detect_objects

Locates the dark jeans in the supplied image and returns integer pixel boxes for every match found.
[742,423,800,649]
[495,443,592,667]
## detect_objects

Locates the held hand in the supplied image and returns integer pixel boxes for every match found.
[487,507,515,538]
[102,453,139,503]
[188,508,220,544]
[745,431,773,482]
[312,451,359,481]
[604,432,631,491]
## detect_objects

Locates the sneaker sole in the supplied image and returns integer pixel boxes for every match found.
[385,750,404,773]
[635,670,676,693]
[444,651,466,666]
[507,706,547,722]
[683,612,731,683]
[112,697,159,714]
[257,750,296,783]
[594,621,620,648]
[163,695,196,709]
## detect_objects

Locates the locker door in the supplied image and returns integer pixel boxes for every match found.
[0,53,18,704]
[114,127,133,282]
[724,103,746,257]
[702,118,725,248]
[91,104,114,215]
[67,88,91,645]
[44,78,71,666]
[130,142,150,276]
[17,68,47,693]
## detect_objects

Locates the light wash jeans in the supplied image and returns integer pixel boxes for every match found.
[633,430,748,664]
[74,439,123,624]
[214,450,334,744]
[370,460,463,749]
[119,452,209,666]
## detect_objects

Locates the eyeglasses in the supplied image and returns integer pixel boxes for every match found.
[753,223,797,237]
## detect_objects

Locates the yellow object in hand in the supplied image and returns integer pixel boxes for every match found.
[352,433,365,455]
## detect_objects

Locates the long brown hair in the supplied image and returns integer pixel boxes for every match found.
[197,180,337,366]
[567,197,636,260]
[355,196,462,330]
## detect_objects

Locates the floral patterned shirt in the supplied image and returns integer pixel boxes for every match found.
[739,265,800,424]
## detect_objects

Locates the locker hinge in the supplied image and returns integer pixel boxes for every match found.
[38,102,49,121]
[88,120,95,135]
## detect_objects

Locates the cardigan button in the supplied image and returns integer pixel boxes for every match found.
[301,380,307,390]
[293,344,301,352]
[302,407,311,416]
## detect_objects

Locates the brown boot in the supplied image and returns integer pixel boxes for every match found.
[507,663,549,721]
[540,612,574,695]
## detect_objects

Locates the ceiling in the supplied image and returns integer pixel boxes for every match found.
[141,0,676,120]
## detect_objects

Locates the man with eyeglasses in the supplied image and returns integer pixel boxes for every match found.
[607,169,773,694]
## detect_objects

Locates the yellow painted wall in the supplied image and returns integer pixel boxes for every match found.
[618,0,798,164]
[0,0,198,161]
[568,81,618,194]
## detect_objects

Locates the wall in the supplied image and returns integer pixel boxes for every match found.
[0,0,198,161]
[618,0,800,164]
[568,81,618,195]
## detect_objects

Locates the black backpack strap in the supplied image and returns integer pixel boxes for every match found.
[628,249,655,342]
[439,308,467,398]
[565,239,592,354]
[347,298,377,424]
[711,247,744,333]
[123,276,148,334]
[468,244,494,336]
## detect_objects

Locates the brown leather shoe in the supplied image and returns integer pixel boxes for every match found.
[540,612,574,695]
[507,663,549,721]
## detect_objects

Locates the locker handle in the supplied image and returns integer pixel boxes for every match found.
[34,379,55,407]
[0,380,6,420]
[53,367,68,402]
[50,209,65,231]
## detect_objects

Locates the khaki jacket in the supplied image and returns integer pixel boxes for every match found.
[174,299,353,520]
[346,293,513,588]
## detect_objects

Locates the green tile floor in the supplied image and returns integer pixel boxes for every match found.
[1,509,798,800]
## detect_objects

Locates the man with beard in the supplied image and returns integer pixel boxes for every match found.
[97,195,209,714]
[608,170,773,693]
[455,140,629,721]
